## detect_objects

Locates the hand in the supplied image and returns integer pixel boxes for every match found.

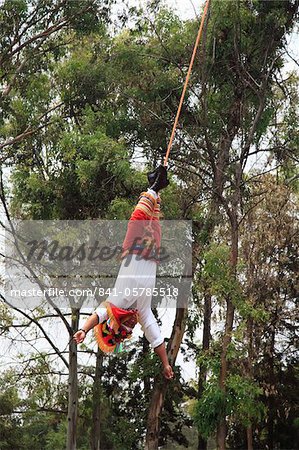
[73,330,86,344]
[163,364,174,380]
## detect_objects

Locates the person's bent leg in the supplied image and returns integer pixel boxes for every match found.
[142,317,164,349]
[138,307,173,379]
[94,302,109,323]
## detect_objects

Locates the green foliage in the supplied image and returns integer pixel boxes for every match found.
[193,374,265,438]
[160,182,182,219]
[193,380,226,439]
[44,422,67,450]
[197,344,222,375]
[226,374,266,427]
[63,0,108,35]
[0,303,13,333]
[107,197,134,219]
[202,243,243,304]
[0,375,20,416]
[0,366,67,450]
[10,119,141,219]
[130,348,161,381]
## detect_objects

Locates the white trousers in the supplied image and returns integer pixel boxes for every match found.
[95,254,163,349]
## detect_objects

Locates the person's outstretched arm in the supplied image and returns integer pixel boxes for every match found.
[73,313,99,344]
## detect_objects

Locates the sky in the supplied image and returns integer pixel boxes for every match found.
[161,0,204,19]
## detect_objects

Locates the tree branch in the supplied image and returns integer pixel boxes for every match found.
[0,293,69,368]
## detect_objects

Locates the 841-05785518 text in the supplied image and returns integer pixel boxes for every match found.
[95,287,179,298]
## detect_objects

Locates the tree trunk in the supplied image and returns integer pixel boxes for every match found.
[198,291,212,450]
[195,145,232,450]
[216,297,235,450]
[145,307,188,450]
[267,323,276,450]
[145,379,168,450]
[143,335,151,401]
[246,316,254,450]
[91,347,103,450]
[67,308,79,450]
[217,223,238,450]
[246,425,253,450]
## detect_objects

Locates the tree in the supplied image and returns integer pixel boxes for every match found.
[239,175,298,449]
[0,0,109,163]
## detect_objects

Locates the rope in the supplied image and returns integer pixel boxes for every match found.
[163,0,211,167]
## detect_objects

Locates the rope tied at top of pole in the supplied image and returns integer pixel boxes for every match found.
[163,0,211,167]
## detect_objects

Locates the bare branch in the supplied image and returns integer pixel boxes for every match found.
[1,16,68,66]
[0,293,69,368]
[0,101,64,159]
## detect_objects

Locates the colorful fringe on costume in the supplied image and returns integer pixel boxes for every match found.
[94,302,138,353]
[135,191,161,219]
[121,191,162,261]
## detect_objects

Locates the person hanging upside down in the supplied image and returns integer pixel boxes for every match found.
[73,165,174,380]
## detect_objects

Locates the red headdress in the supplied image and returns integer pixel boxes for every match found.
[94,302,138,353]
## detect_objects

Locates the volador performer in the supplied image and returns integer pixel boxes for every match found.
[73,0,212,381]
[73,165,174,380]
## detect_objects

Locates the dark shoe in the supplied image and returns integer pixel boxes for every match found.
[147,167,159,186]
[150,165,169,192]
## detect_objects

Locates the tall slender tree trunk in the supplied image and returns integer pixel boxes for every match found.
[144,378,168,450]
[246,316,254,450]
[216,300,234,449]
[217,221,238,450]
[67,308,79,450]
[91,347,103,450]
[267,322,276,450]
[143,335,151,400]
[198,290,212,450]
[145,307,188,450]
[195,139,234,449]
[246,425,253,450]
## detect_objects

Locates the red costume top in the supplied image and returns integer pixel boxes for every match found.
[121,191,161,262]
